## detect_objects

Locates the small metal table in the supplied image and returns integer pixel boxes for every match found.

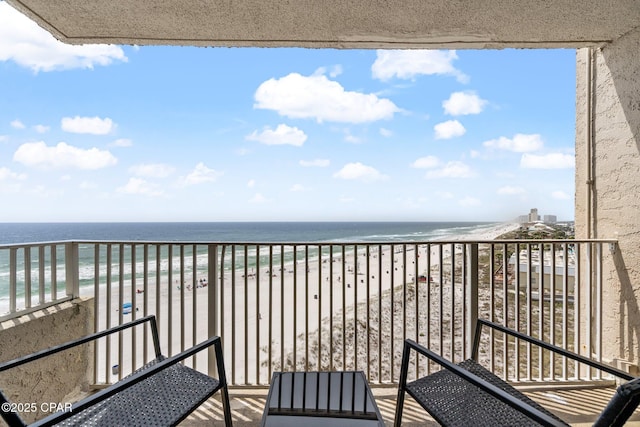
[260,371,384,426]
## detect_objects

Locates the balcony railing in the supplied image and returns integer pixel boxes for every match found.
[0,239,616,387]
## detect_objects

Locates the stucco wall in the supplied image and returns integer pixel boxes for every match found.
[575,27,640,370]
[0,299,94,424]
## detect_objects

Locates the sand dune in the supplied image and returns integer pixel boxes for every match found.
[91,223,519,384]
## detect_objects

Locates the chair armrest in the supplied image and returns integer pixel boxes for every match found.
[402,339,566,427]
[30,335,226,427]
[474,319,634,381]
[0,315,161,373]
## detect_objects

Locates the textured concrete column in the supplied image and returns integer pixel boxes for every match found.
[575,28,640,372]
[0,299,94,423]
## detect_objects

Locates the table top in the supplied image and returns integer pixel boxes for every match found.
[260,371,384,427]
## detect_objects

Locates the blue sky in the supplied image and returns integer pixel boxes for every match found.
[0,2,576,222]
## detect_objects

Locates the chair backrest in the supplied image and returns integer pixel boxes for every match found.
[472,319,640,426]
[0,316,162,427]
[593,377,640,427]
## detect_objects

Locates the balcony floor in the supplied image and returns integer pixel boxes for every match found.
[179,385,640,426]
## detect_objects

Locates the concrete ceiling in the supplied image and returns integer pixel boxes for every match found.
[5,0,640,49]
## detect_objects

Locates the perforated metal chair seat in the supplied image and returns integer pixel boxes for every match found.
[1,317,232,427]
[395,321,640,427]
[406,359,567,427]
[58,357,221,427]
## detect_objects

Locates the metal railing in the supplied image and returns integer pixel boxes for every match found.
[0,242,78,321]
[0,239,616,387]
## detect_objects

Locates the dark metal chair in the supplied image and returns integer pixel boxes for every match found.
[0,315,232,427]
[395,319,640,427]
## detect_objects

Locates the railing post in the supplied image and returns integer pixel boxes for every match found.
[64,242,80,298]
[9,248,17,314]
[465,243,479,359]
[208,244,219,377]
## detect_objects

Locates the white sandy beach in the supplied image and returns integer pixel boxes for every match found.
[89,222,520,385]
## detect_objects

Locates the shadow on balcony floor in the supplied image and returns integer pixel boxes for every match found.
[179,387,435,426]
[178,385,640,426]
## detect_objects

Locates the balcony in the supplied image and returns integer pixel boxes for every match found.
[1,238,638,425]
[173,383,633,426]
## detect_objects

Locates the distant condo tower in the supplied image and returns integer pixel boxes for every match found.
[516,208,556,224]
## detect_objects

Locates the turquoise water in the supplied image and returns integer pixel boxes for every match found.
[0,222,499,305]
[0,221,496,245]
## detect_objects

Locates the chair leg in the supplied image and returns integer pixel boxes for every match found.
[394,341,412,427]
[213,337,233,426]
[221,385,233,427]
[394,389,406,427]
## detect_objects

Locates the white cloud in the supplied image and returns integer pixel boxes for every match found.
[0,164,25,190]
[379,128,393,137]
[425,161,473,179]
[443,91,487,116]
[79,181,97,190]
[0,135,8,143]
[300,159,330,167]
[111,138,133,147]
[117,178,164,196]
[179,162,223,186]
[469,150,480,158]
[315,65,343,78]
[434,120,466,139]
[397,196,428,208]
[372,50,468,83]
[13,141,117,170]
[246,124,307,146]
[344,131,361,144]
[30,185,50,196]
[483,134,544,152]
[249,193,268,204]
[61,116,114,135]
[495,171,516,178]
[498,186,525,195]
[0,167,27,181]
[254,72,400,123]
[34,124,50,133]
[333,162,388,182]
[290,184,306,192]
[0,2,127,72]
[129,163,175,178]
[437,191,454,199]
[11,120,25,129]
[247,179,256,188]
[552,190,571,200]
[459,196,481,207]
[411,156,440,169]
[520,153,574,169]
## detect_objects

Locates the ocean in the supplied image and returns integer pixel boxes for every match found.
[0,221,499,245]
[0,221,502,308]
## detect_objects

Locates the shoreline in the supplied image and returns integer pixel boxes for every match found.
[0,222,520,313]
[2,222,523,383]
[83,222,520,383]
